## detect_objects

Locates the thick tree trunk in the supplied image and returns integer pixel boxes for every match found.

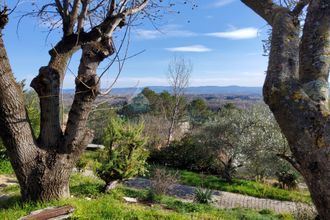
[303,151,330,218]
[0,1,146,202]
[0,12,112,202]
[241,0,330,219]
[19,154,73,201]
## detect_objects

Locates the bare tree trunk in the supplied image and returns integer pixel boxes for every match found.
[242,0,330,218]
[166,100,179,145]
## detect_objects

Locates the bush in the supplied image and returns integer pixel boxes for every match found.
[275,171,298,190]
[96,118,149,191]
[76,156,89,172]
[145,168,178,203]
[194,188,213,204]
[149,168,178,195]
[149,136,214,173]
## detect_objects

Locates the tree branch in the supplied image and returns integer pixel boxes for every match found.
[263,8,300,105]
[77,0,89,33]
[276,153,302,173]
[299,0,330,105]
[0,7,8,30]
[0,26,38,173]
[123,0,149,16]
[68,0,81,34]
[241,0,283,25]
[55,0,65,18]
[64,37,114,153]
[291,0,309,16]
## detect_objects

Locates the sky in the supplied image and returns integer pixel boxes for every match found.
[3,0,270,89]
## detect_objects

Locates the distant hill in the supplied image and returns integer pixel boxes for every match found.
[63,86,262,96]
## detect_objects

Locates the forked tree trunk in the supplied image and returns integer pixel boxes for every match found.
[0,11,113,201]
[0,0,148,202]
[242,0,330,219]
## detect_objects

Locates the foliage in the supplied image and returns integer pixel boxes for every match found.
[87,103,117,144]
[119,93,150,118]
[194,187,213,204]
[75,156,89,172]
[24,91,40,137]
[150,103,297,183]
[178,169,311,203]
[142,114,171,150]
[96,118,149,185]
[241,104,293,180]
[149,136,215,173]
[275,170,299,190]
[188,98,212,126]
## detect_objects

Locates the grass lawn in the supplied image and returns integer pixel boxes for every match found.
[0,173,294,220]
[177,169,311,204]
[0,156,311,204]
[0,160,13,175]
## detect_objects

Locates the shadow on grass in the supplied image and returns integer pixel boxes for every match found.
[70,182,104,197]
[0,195,23,209]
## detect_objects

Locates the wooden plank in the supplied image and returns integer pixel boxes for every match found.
[20,205,74,220]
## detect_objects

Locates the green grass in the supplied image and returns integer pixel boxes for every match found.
[0,173,294,220]
[178,170,311,204]
[0,160,14,175]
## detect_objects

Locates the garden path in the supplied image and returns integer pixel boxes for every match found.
[124,178,314,214]
[0,174,314,214]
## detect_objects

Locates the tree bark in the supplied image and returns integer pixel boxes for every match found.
[242,0,330,219]
[0,1,148,202]
[0,11,113,201]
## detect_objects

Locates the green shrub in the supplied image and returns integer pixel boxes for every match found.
[276,171,299,190]
[149,136,214,173]
[194,187,213,204]
[75,156,89,172]
[96,118,149,190]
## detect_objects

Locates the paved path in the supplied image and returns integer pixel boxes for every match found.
[124,178,314,214]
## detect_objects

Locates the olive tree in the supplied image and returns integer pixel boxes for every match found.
[0,0,163,201]
[241,0,330,218]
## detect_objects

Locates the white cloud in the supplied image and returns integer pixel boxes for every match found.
[213,0,236,7]
[165,45,212,52]
[206,27,258,40]
[135,25,197,40]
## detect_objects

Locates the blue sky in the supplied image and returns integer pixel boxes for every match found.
[3,0,269,88]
